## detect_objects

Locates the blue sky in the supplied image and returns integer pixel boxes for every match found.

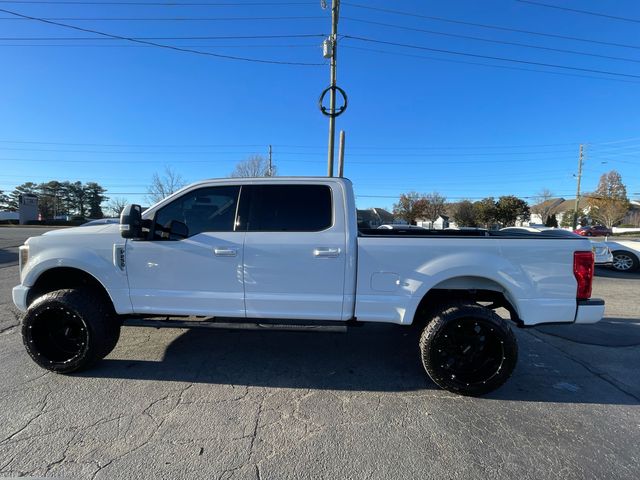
[0,0,639,210]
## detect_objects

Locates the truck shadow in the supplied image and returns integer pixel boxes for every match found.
[595,266,640,280]
[86,324,639,405]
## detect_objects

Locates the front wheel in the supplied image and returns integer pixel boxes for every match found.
[419,303,518,396]
[611,250,639,272]
[21,288,120,373]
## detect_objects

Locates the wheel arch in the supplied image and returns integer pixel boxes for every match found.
[26,267,115,311]
[410,275,522,328]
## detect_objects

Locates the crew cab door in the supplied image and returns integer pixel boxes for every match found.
[125,185,245,317]
[239,184,347,321]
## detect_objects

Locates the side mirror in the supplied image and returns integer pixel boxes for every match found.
[168,220,189,240]
[120,204,144,239]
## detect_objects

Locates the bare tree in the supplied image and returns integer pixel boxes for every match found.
[531,188,556,224]
[422,192,447,225]
[147,166,186,204]
[107,197,129,217]
[230,155,275,178]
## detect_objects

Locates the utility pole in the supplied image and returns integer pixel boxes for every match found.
[319,0,346,177]
[573,144,584,229]
[327,0,339,177]
[337,130,345,177]
[268,144,273,177]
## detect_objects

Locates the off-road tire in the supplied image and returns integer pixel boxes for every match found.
[419,303,518,396]
[21,288,121,373]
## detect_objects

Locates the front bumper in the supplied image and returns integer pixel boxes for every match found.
[575,298,605,324]
[12,285,29,312]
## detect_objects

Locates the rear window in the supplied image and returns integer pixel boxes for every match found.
[243,185,333,232]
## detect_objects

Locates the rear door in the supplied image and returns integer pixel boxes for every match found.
[240,184,347,321]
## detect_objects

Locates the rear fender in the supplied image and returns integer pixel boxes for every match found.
[404,252,530,325]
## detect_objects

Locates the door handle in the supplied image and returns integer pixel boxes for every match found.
[314,247,341,258]
[214,247,238,257]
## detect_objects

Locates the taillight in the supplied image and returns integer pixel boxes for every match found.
[574,251,594,300]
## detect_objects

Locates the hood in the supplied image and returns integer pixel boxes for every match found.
[42,223,120,237]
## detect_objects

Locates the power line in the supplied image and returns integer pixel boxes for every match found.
[342,2,640,51]
[0,34,325,40]
[0,157,594,166]
[0,7,324,65]
[344,35,640,80]
[0,43,319,48]
[516,0,640,24]
[0,139,590,149]
[0,1,316,4]
[0,145,578,155]
[3,138,638,150]
[590,136,640,146]
[0,15,324,21]
[343,45,640,85]
[342,16,640,65]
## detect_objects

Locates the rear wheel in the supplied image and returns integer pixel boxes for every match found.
[611,250,639,272]
[419,303,518,396]
[21,288,120,373]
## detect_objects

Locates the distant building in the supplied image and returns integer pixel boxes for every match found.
[357,208,397,229]
[530,198,584,226]
[416,215,452,230]
[18,193,38,225]
[621,200,640,226]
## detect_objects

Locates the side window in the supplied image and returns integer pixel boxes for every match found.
[154,185,240,238]
[245,185,332,232]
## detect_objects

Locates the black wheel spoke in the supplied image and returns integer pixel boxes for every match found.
[30,306,88,363]
[420,304,518,395]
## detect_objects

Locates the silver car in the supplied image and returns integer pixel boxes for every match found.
[604,240,640,272]
[590,241,613,266]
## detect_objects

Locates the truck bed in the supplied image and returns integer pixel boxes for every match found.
[358,228,581,239]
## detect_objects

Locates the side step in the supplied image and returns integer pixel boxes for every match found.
[122,318,348,333]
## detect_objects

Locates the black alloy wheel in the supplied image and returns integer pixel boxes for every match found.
[27,305,89,364]
[419,303,518,396]
[22,289,120,373]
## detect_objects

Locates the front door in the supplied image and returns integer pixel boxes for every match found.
[126,185,245,317]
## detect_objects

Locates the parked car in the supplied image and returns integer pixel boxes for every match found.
[589,241,613,266]
[574,225,612,237]
[80,218,119,227]
[377,224,426,230]
[13,177,603,396]
[500,227,542,233]
[501,227,580,238]
[604,240,640,272]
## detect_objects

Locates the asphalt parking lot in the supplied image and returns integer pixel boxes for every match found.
[1,227,639,479]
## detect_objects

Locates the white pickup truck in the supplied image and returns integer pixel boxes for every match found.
[13,177,604,395]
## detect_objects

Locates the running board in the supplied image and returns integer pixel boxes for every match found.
[121,318,348,333]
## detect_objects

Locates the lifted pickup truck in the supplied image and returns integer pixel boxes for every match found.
[13,177,604,395]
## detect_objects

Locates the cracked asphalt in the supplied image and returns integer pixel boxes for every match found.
[1,227,639,479]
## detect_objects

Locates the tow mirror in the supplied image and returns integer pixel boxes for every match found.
[120,204,144,239]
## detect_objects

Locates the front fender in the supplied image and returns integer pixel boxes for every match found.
[22,246,133,314]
